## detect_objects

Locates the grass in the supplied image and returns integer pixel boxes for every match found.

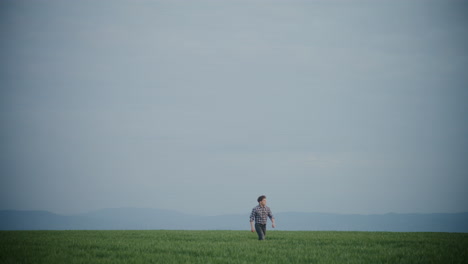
[1,230,467,263]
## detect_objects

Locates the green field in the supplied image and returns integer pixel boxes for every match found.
[1,230,467,263]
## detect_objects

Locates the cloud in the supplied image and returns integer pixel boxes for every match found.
[305,154,343,168]
[303,152,387,169]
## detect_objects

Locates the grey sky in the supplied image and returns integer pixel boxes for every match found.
[1,0,467,216]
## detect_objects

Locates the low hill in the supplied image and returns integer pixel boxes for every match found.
[1,208,467,232]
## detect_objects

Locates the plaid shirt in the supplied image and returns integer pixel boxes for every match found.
[250,205,274,224]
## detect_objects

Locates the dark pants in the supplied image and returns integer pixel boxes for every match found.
[255,223,267,240]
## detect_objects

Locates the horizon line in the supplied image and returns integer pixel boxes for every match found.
[2,207,468,217]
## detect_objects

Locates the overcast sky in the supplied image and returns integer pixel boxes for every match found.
[1,0,467,216]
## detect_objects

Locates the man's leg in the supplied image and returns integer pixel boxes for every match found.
[262,224,267,239]
[255,223,265,240]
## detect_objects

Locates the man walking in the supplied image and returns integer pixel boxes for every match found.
[250,195,275,240]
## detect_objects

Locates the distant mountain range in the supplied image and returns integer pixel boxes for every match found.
[1,208,467,232]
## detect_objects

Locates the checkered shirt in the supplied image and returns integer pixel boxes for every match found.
[250,205,274,224]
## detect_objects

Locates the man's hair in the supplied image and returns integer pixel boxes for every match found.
[257,195,266,203]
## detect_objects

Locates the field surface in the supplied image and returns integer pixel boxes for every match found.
[1,230,467,264]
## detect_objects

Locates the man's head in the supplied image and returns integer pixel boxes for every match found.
[257,195,267,206]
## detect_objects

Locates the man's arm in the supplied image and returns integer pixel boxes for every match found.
[249,208,256,232]
[268,207,276,228]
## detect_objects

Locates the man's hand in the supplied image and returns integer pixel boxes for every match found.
[251,228,255,232]
[272,223,276,228]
